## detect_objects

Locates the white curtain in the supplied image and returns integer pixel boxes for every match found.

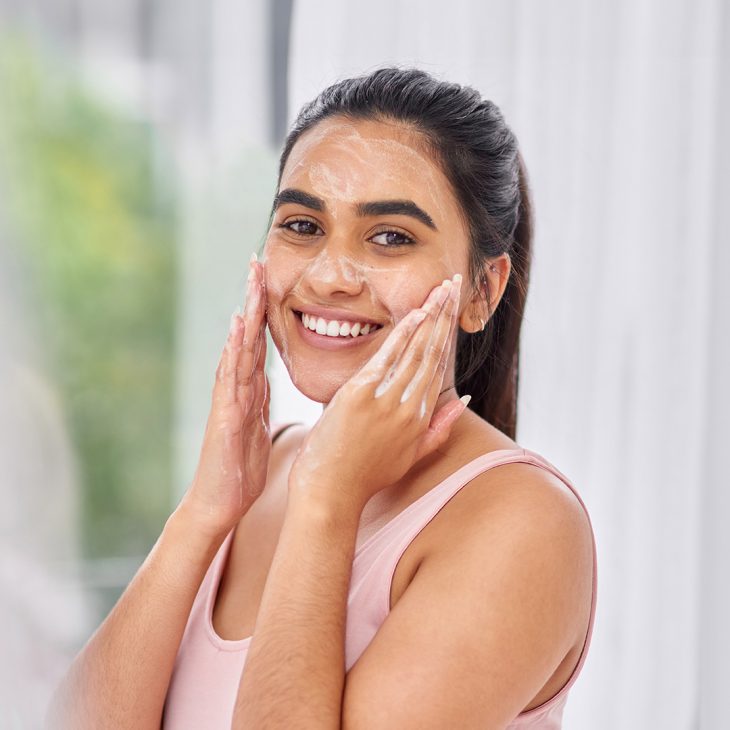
[171,0,280,492]
[284,1,730,728]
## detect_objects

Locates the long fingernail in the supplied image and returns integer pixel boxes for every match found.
[436,279,451,304]
[250,251,258,263]
[451,274,462,301]
[459,394,472,407]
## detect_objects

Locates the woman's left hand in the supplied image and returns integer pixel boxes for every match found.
[288,273,468,514]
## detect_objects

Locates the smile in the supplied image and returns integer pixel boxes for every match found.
[299,311,383,338]
[293,310,384,350]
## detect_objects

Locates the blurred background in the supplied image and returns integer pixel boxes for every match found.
[0,1,727,728]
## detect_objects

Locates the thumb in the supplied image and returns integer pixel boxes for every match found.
[414,394,471,462]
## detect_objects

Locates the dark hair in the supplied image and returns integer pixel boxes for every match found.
[275,67,533,440]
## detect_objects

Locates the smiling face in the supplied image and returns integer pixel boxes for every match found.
[262,116,474,404]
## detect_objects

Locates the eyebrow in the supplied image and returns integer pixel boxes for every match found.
[272,187,438,231]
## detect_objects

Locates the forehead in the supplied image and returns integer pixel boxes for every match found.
[280,117,461,225]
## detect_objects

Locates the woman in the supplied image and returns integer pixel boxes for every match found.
[50,67,596,729]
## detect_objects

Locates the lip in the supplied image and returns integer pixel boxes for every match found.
[292,309,384,351]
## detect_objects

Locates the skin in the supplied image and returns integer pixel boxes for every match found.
[47,115,592,730]
[263,116,511,410]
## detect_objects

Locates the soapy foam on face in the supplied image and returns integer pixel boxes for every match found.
[288,125,452,225]
[264,119,471,404]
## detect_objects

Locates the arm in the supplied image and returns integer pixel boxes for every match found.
[46,506,229,730]
[231,464,593,730]
[48,255,272,729]
[231,277,466,727]
[232,485,360,729]
[340,467,594,730]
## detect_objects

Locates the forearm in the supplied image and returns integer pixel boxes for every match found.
[47,505,229,730]
[232,485,360,729]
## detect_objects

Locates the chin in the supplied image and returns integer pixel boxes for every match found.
[270,334,356,405]
[268,311,376,404]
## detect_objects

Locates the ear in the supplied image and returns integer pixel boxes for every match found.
[458,253,512,333]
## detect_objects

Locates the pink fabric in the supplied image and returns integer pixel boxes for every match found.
[163,425,597,729]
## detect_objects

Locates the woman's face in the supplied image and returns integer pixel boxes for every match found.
[262,116,473,404]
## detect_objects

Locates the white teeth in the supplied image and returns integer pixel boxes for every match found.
[299,312,378,338]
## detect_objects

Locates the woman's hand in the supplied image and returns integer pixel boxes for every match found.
[288,273,467,514]
[178,255,271,537]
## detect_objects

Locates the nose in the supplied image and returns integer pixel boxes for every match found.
[301,244,365,299]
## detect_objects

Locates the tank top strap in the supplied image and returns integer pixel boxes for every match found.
[384,447,594,561]
[354,448,529,561]
[368,446,598,719]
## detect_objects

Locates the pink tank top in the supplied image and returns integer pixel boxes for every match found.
[163,423,597,729]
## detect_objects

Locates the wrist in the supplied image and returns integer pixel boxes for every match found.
[169,497,237,546]
[287,476,365,524]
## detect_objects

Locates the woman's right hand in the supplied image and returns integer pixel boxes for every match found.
[177,254,271,538]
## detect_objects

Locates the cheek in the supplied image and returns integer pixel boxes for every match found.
[262,242,292,298]
[261,244,300,351]
[372,275,437,324]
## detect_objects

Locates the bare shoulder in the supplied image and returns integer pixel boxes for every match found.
[436,454,592,544]
[425,455,595,647]
[342,451,596,726]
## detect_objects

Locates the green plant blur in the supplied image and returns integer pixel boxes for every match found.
[0,33,176,562]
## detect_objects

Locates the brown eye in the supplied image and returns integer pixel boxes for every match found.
[279,219,321,236]
[370,229,416,247]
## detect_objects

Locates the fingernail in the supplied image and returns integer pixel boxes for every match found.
[453,273,462,285]
[412,309,428,323]
[459,394,472,407]
[435,279,451,305]
[229,308,241,333]
[250,251,258,263]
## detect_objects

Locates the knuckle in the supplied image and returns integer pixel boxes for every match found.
[427,343,441,361]
[410,348,426,366]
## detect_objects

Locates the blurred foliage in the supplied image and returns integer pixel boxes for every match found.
[0,32,177,558]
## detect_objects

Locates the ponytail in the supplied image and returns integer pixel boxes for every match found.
[455,152,533,440]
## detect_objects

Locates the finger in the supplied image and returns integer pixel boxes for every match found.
[236,259,266,389]
[413,395,470,462]
[262,370,271,429]
[414,273,462,411]
[360,280,449,394]
[214,308,245,407]
[380,274,460,405]
[376,279,451,398]
[239,316,268,412]
[351,306,429,389]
